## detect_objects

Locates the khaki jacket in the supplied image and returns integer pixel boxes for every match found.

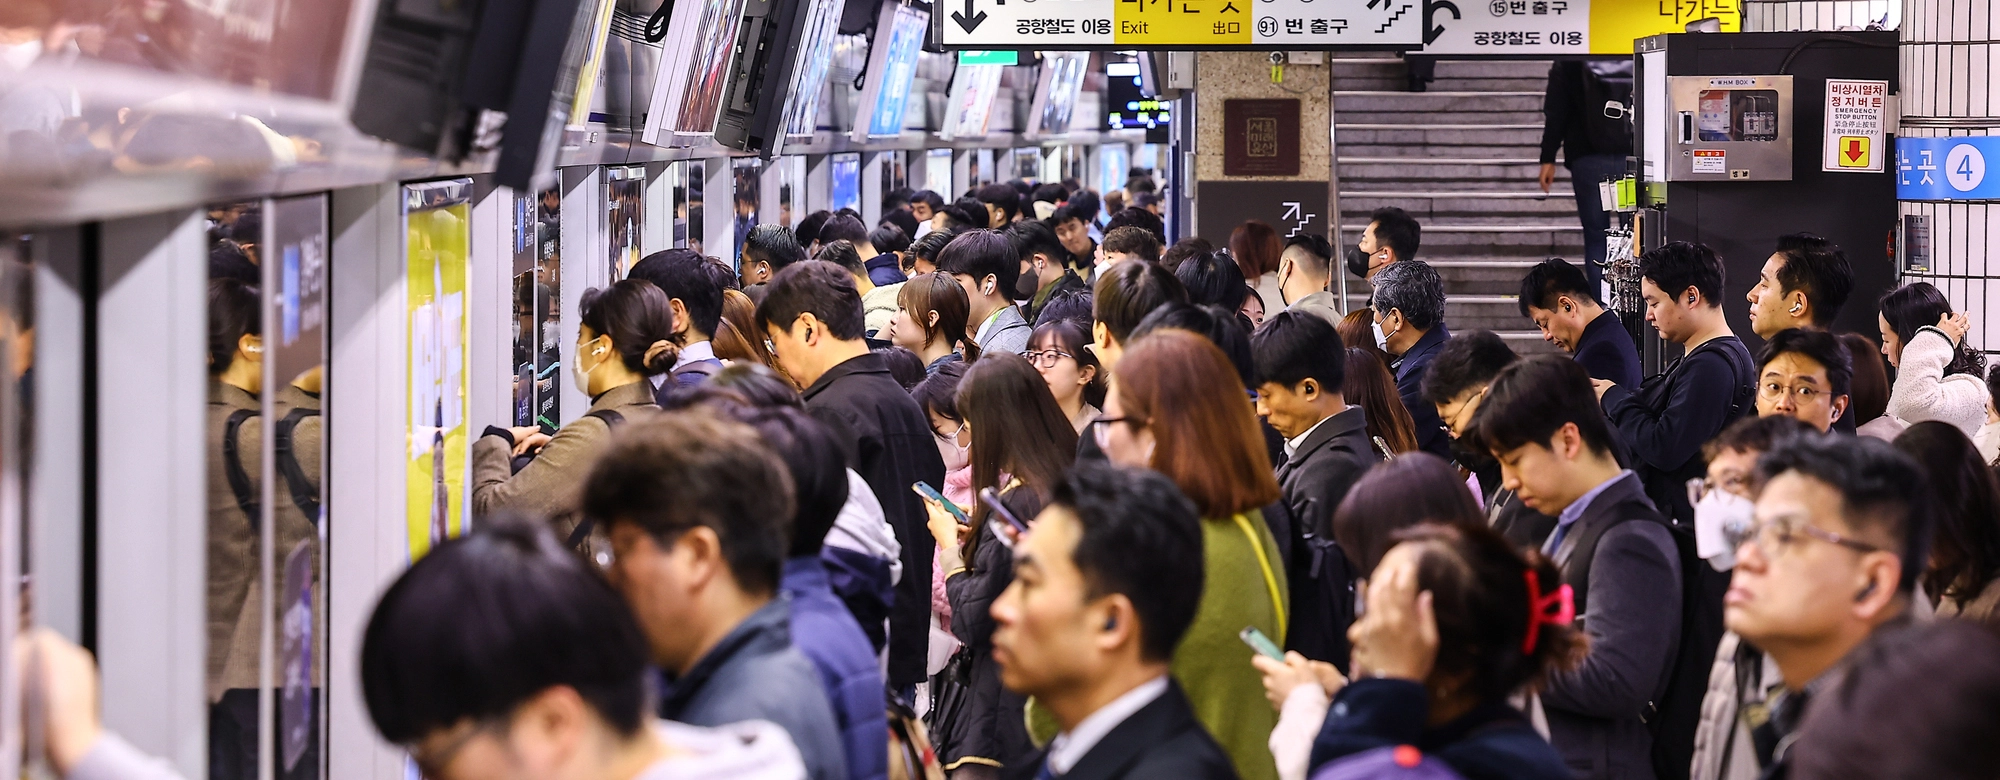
[205,379,259,701]
[472,379,657,536]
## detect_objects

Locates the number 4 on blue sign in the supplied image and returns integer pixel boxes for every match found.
[1897,137,2000,201]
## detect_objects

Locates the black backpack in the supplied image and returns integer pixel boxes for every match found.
[274,407,321,523]
[1279,494,1361,673]
[1562,498,1729,780]
[562,409,629,549]
[222,409,260,530]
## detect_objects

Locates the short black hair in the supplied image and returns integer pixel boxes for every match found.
[1640,241,1725,307]
[1702,413,1817,462]
[884,186,914,211]
[946,197,991,230]
[1031,182,1067,205]
[1518,257,1596,316]
[1067,189,1101,222]
[1475,355,1618,458]
[934,229,1020,296]
[207,277,261,374]
[1370,259,1447,330]
[755,260,867,341]
[1131,303,1257,389]
[629,249,728,339]
[1103,207,1165,245]
[910,190,946,210]
[1101,226,1162,264]
[1048,203,1091,229]
[908,229,957,265]
[724,406,850,557]
[793,210,832,247]
[1093,260,1189,344]
[976,184,1022,223]
[818,214,869,246]
[1773,233,1854,326]
[1421,330,1519,405]
[209,242,259,286]
[1759,327,1853,398]
[1050,463,1205,663]
[1282,232,1333,280]
[361,516,650,743]
[581,413,795,595]
[1174,251,1248,310]
[870,222,912,255]
[1369,207,1421,262]
[817,240,866,276]
[1251,311,1346,392]
[1754,432,1934,593]
[1009,220,1069,265]
[1034,289,1093,329]
[743,224,807,271]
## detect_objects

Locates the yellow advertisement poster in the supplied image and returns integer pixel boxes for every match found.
[404,180,473,559]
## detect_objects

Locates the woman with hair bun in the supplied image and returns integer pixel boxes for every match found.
[473,278,675,542]
[1260,522,1580,780]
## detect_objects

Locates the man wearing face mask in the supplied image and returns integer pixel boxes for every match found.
[1344,207,1421,281]
[1420,329,1558,550]
[1274,233,1340,325]
[472,280,675,546]
[1011,221,1087,324]
[1368,260,1454,460]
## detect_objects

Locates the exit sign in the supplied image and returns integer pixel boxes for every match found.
[957,50,1019,66]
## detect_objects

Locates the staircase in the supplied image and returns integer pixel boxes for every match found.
[1329,55,1580,355]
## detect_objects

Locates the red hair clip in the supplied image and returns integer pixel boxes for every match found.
[1521,570,1576,654]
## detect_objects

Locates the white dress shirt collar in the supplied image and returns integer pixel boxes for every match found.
[1045,675,1170,776]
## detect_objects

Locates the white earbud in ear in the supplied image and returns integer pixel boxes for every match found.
[1790,303,1803,315]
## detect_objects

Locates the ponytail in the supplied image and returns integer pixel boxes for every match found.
[579,279,679,376]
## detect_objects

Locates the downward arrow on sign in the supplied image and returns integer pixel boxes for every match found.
[1845,138,1865,163]
[952,0,987,32]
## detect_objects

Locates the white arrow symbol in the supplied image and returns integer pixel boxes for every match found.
[1283,202,1301,220]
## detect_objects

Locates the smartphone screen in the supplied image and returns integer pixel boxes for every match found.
[979,487,1029,532]
[913,482,968,523]
[1239,626,1285,661]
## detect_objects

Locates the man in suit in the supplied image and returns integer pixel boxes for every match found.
[993,464,1237,780]
[1250,311,1373,664]
[1370,260,1454,460]
[1476,356,1684,780]
[1420,329,1557,551]
[1519,257,1642,389]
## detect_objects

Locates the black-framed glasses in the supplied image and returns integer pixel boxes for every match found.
[1724,514,1884,555]
[1089,415,1145,449]
[1023,348,1074,368]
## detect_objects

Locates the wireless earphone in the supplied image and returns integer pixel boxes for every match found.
[1103,614,1117,631]
[1688,294,1696,304]
[1855,580,1878,603]
[1790,303,1803,314]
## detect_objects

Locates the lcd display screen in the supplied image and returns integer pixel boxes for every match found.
[830,153,860,213]
[644,0,753,143]
[942,62,1005,140]
[780,0,846,139]
[1106,60,1171,131]
[1034,52,1089,136]
[862,4,929,138]
[15,0,356,100]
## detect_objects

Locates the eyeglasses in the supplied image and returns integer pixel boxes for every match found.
[405,719,503,778]
[1686,474,1752,505]
[1724,513,1885,555]
[1022,348,1074,368]
[1758,381,1826,404]
[1089,415,1145,450]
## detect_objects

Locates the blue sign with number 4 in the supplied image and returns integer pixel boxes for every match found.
[1897,137,2000,201]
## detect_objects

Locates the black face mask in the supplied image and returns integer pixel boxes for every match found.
[1015,266,1041,299]
[1344,246,1371,279]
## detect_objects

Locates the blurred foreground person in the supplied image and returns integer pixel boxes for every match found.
[361,518,805,780]
[1789,620,2000,780]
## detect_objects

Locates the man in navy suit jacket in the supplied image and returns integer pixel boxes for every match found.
[1519,258,1642,389]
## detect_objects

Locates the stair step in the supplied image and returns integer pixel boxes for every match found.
[1332,110,1548,125]
[1334,92,1546,114]
[1338,157,1544,165]
[1339,224,1583,233]
[1335,123,1543,130]
[1339,144,1548,159]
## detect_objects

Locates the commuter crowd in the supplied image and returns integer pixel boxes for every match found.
[25,176,2000,780]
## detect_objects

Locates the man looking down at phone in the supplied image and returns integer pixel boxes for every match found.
[921,352,1078,777]
[990,463,1236,780]
[759,260,946,692]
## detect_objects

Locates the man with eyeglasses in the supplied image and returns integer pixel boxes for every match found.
[1697,433,1931,780]
[1752,328,1852,433]
[359,516,809,780]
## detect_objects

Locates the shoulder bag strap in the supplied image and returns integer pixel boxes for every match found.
[1232,512,1289,642]
[223,409,260,532]
[275,407,321,523]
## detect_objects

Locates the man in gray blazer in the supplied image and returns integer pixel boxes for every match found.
[1476,356,1684,780]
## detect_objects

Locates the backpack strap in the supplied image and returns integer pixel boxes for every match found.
[564,409,632,549]
[222,409,259,532]
[275,407,321,523]
[1559,496,1664,616]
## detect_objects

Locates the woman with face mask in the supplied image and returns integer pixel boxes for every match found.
[472,279,676,547]
[911,362,971,648]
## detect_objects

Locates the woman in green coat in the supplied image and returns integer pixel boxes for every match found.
[1092,329,1289,780]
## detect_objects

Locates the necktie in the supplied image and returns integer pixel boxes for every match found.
[1034,758,1057,780]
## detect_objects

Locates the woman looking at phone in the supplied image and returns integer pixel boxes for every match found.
[921,352,1077,779]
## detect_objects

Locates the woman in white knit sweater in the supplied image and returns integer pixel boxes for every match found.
[1871,282,1988,440]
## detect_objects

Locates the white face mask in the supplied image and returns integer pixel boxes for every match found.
[1693,489,1754,571]
[573,339,606,395]
[935,432,969,471]
[1372,318,1396,351]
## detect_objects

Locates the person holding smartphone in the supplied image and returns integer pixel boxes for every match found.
[920,353,1077,779]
